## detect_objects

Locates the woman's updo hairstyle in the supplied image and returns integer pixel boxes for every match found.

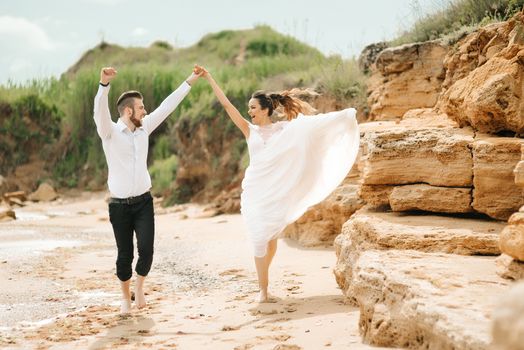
[251,90,305,121]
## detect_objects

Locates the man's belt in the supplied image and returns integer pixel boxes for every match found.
[109,191,152,205]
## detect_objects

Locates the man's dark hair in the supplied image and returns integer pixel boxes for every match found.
[116,91,143,115]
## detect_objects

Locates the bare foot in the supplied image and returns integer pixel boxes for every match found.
[135,288,146,309]
[258,290,277,303]
[120,299,132,314]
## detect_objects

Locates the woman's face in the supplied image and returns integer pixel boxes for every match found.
[248,98,269,125]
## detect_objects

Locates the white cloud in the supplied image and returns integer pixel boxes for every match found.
[132,27,148,37]
[0,16,56,51]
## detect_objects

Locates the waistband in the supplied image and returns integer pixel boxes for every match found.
[109,191,152,205]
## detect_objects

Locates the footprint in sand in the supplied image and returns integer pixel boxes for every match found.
[273,345,302,350]
[249,308,279,316]
[219,268,247,279]
[258,334,291,342]
[221,324,241,331]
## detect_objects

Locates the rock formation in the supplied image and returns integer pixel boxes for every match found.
[335,11,524,350]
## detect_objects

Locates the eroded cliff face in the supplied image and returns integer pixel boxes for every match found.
[437,14,524,134]
[335,11,524,350]
[366,41,448,120]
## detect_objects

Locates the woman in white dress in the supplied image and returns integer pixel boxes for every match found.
[195,65,359,302]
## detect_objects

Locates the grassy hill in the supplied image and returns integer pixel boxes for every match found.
[0,25,365,202]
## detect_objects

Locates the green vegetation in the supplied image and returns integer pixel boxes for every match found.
[0,26,366,200]
[4,0,520,199]
[394,0,524,45]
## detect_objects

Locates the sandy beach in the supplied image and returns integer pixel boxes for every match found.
[0,192,390,350]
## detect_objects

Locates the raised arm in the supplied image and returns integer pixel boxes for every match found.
[197,66,249,138]
[142,71,201,134]
[93,67,117,139]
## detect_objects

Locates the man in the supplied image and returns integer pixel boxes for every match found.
[93,66,201,313]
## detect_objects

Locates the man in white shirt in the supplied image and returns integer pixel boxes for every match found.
[94,66,201,314]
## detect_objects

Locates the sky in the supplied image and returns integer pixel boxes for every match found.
[0,0,440,85]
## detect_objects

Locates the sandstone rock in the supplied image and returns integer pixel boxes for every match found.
[438,13,524,134]
[495,253,524,280]
[28,183,58,202]
[491,281,524,350]
[499,210,524,261]
[358,184,393,208]
[358,41,388,74]
[0,206,15,221]
[515,159,524,187]
[351,250,509,349]
[361,125,474,187]
[334,210,503,301]
[3,190,27,205]
[515,143,524,187]
[282,184,364,246]
[472,135,524,220]
[367,41,448,120]
[389,184,472,213]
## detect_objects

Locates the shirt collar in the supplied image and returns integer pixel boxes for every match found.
[117,118,144,133]
[116,118,128,132]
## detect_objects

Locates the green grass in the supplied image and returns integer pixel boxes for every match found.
[394,0,524,45]
[0,25,398,199]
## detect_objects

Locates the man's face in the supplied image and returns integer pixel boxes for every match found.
[129,98,147,127]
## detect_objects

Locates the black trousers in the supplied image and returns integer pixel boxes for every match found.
[108,193,155,281]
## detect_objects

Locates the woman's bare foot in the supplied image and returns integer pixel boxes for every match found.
[120,299,132,314]
[257,290,269,303]
[135,288,146,309]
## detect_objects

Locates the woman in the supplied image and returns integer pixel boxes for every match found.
[195,65,359,302]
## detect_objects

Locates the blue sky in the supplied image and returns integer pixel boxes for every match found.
[0,0,439,84]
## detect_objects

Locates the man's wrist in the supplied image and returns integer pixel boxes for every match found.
[185,80,192,87]
[99,81,110,87]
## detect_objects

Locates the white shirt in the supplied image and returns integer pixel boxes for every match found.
[93,82,191,198]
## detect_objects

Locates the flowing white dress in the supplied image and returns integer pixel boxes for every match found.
[240,108,360,257]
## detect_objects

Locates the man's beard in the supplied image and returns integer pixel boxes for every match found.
[130,109,142,128]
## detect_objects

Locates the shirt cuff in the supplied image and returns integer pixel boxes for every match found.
[98,83,110,94]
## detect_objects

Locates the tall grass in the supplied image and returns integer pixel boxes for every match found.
[1,26,366,196]
[394,0,524,45]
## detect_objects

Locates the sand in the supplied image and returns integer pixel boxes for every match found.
[0,192,391,349]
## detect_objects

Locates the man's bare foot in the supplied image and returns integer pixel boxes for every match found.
[120,299,132,314]
[135,288,146,309]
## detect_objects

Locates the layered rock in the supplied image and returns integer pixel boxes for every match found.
[515,144,524,186]
[497,141,524,279]
[358,114,523,220]
[367,41,448,120]
[334,209,507,349]
[388,184,472,213]
[491,281,524,350]
[495,253,524,280]
[472,135,524,220]
[351,250,509,349]
[334,210,503,301]
[437,14,524,134]
[282,183,364,246]
[361,121,473,187]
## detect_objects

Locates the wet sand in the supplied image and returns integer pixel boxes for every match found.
[0,192,390,349]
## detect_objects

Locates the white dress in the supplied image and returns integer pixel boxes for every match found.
[240,108,360,257]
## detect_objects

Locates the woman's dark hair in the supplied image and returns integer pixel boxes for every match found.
[251,90,304,121]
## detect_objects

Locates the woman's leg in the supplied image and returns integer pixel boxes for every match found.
[254,239,278,302]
